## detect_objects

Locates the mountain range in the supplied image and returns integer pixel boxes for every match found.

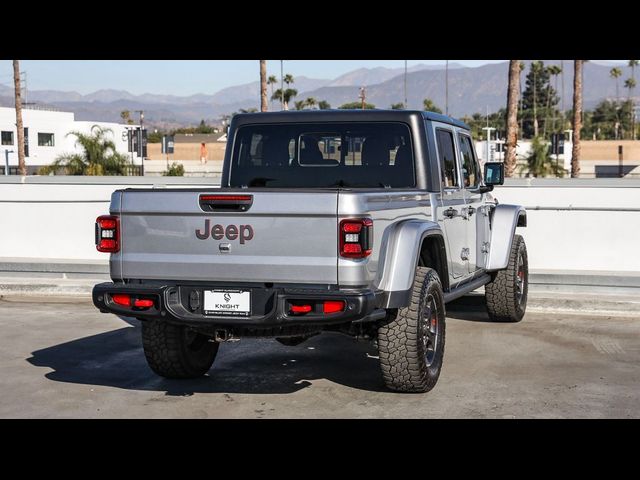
[0,61,634,129]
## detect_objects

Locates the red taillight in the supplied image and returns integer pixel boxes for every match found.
[112,294,131,306]
[133,298,154,308]
[290,304,312,314]
[323,300,345,314]
[96,215,119,253]
[339,218,373,258]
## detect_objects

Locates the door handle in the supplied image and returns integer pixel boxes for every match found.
[466,206,476,217]
[443,207,458,219]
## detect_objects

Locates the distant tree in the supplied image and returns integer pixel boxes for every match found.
[260,60,268,112]
[283,74,294,86]
[294,100,306,110]
[120,110,134,125]
[39,126,129,176]
[339,101,375,110]
[163,162,185,176]
[423,98,442,113]
[318,100,331,110]
[630,60,638,139]
[505,60,521,177]
[521,61,558,138]
[305,97,317,109]
[147,130,164,143]
[271,88,298,110]
[544,65,562,136]
[571,60,584,178]
[238,108,258,114]
[390,102,405,110]
[13,60,26,175]
[195,119,216,133]
[519,136,565,177]
[610,67,623,102]
[267,75,278,103]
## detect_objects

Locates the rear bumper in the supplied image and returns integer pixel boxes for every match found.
[92,282,382,329]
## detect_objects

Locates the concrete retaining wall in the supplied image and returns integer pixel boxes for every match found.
[1,177,638,277]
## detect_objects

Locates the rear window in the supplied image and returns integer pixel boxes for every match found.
[229,122,415,188]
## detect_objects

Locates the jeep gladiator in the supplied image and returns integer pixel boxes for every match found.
[93,110,528,393]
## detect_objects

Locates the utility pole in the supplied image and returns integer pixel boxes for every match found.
[445,60,449,116]
[404,60,407,109]
[359,86,366,110]
[280,60,284,111]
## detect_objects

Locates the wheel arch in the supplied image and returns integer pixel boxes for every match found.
[377,220,446,308]
[486,204,527,271]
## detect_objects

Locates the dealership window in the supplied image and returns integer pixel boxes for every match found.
[38,132,55,147]
[1,131,13,145]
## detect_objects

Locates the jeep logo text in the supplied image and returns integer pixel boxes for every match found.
[195,219,254,244]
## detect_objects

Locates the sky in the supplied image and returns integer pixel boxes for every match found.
[0,60,626,97]
[0,60,507,96]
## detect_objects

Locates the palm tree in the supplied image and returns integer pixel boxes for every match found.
[260,60,268,112]
[305,97,317,109]
[519,136,565,177]
[610,67,622,102]
[624,78,637,139]
[120,110,133,125]
[318,100,331,110]
[13,60,26,176]
[267,75,277,106]
[283,74,294,86]
[629,60,638,139]
[39,126,129,176]
[294,100,306,111]
[271,88,298,110]
[571,60,584,178]
[505,60,521,178]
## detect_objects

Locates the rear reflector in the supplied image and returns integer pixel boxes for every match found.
[112,294,131,306]
[133,298,154,308]
[323,300,346,314]
[290,304,312,314]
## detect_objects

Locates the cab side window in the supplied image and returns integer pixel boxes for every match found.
[458,134,480,188]
[436,129,458,188]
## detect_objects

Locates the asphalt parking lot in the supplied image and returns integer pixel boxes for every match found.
[0,295,638,418]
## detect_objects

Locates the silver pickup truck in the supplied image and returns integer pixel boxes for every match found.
[93,110,528,393]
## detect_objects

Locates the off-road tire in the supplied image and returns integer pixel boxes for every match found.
[378,267,446,393]
[141,321,219,378]
[485,234,528,322]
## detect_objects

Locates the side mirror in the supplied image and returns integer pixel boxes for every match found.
[484,162,504,186]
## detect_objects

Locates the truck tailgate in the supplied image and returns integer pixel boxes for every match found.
[117,189,338,284]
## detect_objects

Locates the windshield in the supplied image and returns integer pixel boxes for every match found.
[229,122,415,188]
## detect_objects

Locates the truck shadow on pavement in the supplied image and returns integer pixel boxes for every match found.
[26,318,386,395]
[446,295,495,322]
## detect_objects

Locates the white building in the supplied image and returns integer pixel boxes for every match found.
[0,106,142,174]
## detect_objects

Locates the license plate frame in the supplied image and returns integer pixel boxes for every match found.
[203,289,251,317]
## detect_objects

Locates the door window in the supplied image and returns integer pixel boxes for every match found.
[458,134,480,188]
[436,129,458,188]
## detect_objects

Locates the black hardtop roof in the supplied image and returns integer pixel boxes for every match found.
[231,109,470,130]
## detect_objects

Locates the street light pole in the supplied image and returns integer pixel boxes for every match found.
[445,60,449,116]
[404,60,407,108]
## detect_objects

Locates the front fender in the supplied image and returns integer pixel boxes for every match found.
[377,219,443,308]
[486,204,527,271]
